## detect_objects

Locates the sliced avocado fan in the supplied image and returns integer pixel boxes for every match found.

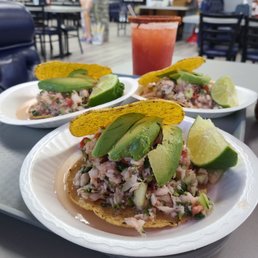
[38,77,96,93]
[92,113,145,157]
[108,116,162,161]
[148,125,183,186]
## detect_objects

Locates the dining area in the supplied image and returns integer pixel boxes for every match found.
[1,0,258,258]
[23,1,84,60]
[183,0,258,63]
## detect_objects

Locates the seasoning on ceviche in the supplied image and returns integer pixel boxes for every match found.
[66,100,238,235]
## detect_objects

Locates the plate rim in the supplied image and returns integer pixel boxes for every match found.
[19,117,258,257]
[132,85,258,116]
[0,76,138,127]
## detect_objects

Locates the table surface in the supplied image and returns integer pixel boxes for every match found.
[25,4,82,13]
[1,58,258,258]
[182,14,199,24]
[138,4,195,11]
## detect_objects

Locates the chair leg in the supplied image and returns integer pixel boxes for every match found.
[64,32,69,55]
[39,35,46,62]
[77,30,83,54]
[49,35,54,59]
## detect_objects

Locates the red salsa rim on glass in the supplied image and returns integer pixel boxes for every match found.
[128,15,182,24]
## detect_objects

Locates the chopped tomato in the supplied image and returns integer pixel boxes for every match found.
[203,85,210,93]
[192,204,203,215]
[66,98,73,107]
[79,137,90,149]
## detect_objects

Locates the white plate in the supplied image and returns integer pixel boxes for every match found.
[0,77,138,128]
[133,86,258,118]
[19,117,258,257]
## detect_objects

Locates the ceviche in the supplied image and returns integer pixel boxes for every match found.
[66,100,238,235]
[29,61,124,119]
[138,57,238,109]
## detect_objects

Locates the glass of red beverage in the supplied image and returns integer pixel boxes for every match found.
[128,16,181,76]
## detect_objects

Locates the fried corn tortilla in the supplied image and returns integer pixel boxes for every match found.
[66,159,188,228]
[70,99,185,137]
[34,61,112,80]
[138,56,206,87]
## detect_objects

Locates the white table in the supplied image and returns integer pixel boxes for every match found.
[1,58,258,258]
[138,5,194,12]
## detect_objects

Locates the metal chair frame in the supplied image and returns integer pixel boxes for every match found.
[241,17,258,63]
[199,12,243,61]
[25,4,61,61]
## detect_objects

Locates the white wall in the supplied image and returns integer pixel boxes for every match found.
[223,0,252,12]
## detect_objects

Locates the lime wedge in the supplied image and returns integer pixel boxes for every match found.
[211,76,238,107]
[187,116,238,169]
[88,74,124,107]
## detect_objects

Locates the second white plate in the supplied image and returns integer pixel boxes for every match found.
[0,77,138,128]
[133,85,258,118]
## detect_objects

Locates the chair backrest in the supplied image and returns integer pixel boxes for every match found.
[0,1,40,90]
[199,12,243,61]
[0,1,35,49]
[242,17,258,62]
[200,0,224,14]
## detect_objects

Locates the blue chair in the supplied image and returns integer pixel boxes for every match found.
[0,1,40,91]
[198,12,243,61]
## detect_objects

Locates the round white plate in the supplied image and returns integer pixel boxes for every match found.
[133,86,258,118]
[19,117,258,257]
[0,77,138,128]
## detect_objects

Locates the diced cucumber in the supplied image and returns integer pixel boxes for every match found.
[133,182,147,209]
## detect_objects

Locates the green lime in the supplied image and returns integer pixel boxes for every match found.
[211,76,238,107]
[187,116,238,169]
[88,74,124,107]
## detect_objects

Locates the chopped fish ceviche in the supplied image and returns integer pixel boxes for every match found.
[29,90,90,118]
[140,78,221,109]
[72,130,221,235]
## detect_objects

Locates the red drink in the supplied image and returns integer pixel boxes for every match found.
[129,16,181,75]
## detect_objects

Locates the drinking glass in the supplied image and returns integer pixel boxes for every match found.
[128,16,181,75]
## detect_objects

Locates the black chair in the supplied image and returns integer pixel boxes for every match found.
[234,4,251,49]
[61,12,83,54]
[0,1,40,91]
[198,12,243,61]
[241,17,258,63]
[25,4,61,60]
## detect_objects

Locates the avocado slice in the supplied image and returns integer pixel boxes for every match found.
[158,70,180,81]
[92,113,145,158]
[38,77,95,93]
[68,69,97,84]
[178,71,211,86]
[148,125,183,186]
[108,116,162,161]
[68,69,88,78]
